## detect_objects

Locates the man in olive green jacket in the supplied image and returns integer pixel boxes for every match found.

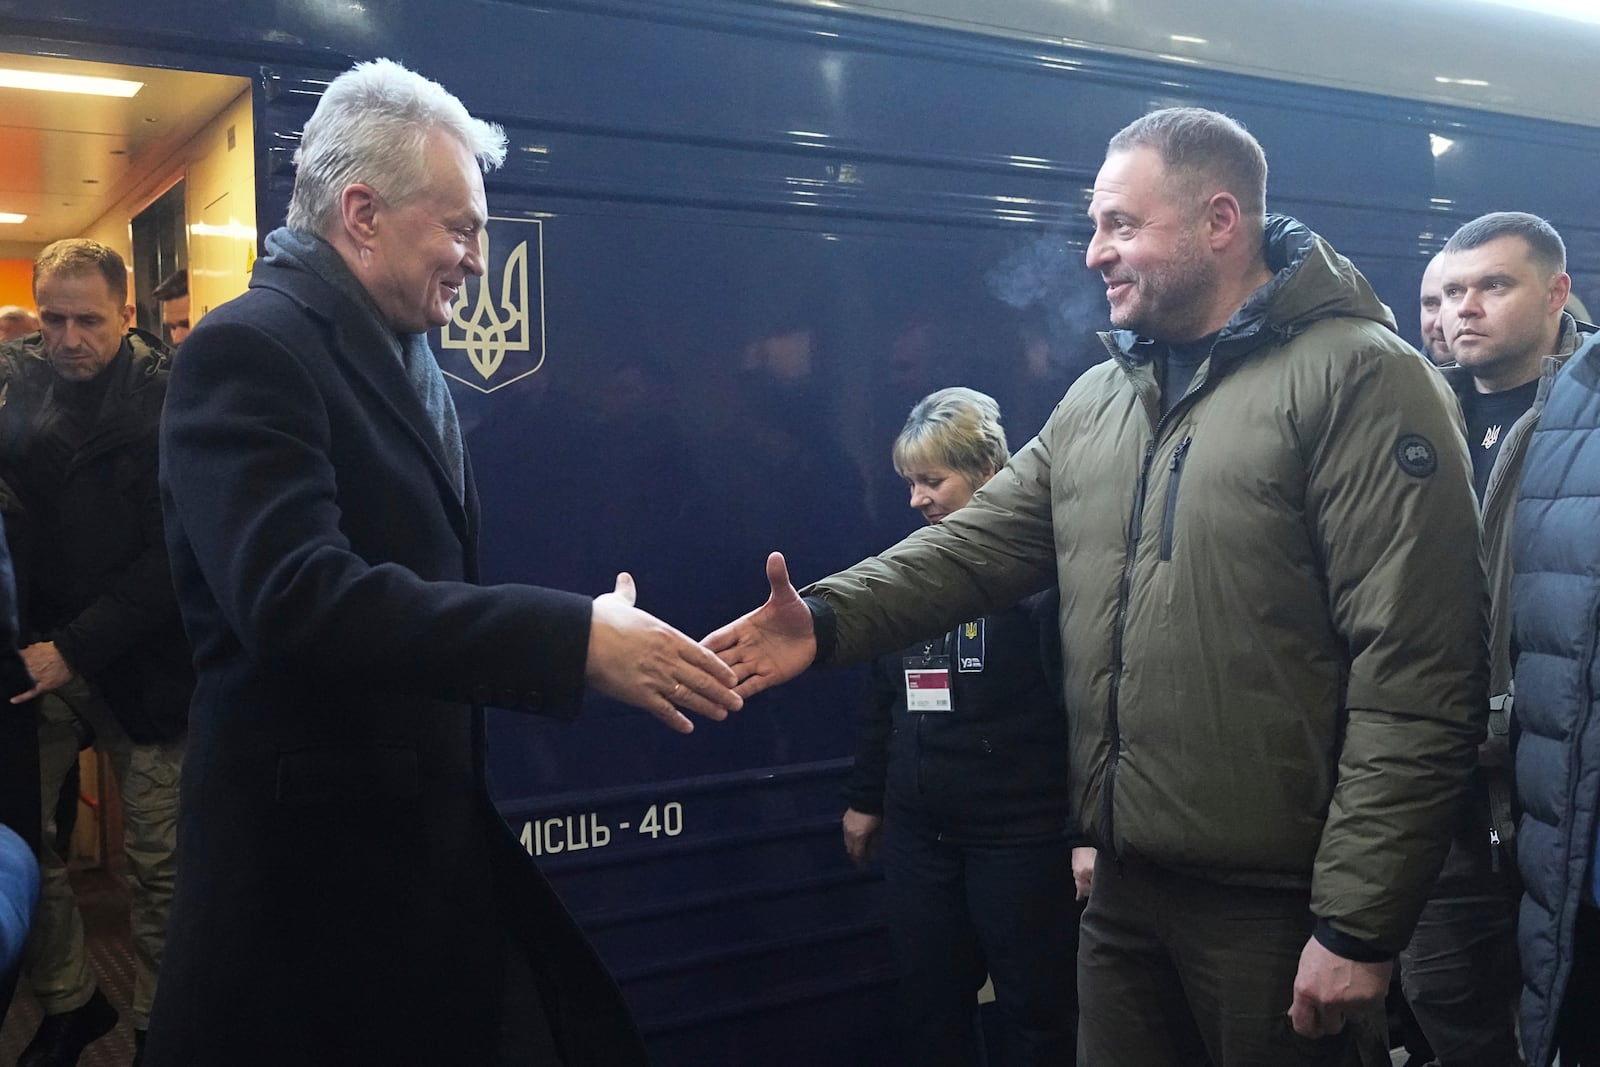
[709,107,1487,1066]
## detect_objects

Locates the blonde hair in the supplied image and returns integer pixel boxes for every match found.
[893,387,1008,485]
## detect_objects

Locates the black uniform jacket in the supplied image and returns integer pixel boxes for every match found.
[150,255,646,1065]
[844,588,1078,844]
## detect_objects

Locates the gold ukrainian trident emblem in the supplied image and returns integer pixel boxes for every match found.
[964,622,979,640]
[436,220,547,393]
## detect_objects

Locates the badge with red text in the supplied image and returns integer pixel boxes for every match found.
[903,655,953,713]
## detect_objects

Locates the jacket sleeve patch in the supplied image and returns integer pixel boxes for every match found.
[1394,434,1438,478]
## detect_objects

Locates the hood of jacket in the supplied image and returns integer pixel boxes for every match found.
[1104,215,1398,370]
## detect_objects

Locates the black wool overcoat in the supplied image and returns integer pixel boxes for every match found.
[149,255,646,1066]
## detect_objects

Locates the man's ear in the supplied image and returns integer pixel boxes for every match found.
[339,183,382,244]
[1203,191,1245,252]
[119,304,134,330]
[1549,271,1573,315]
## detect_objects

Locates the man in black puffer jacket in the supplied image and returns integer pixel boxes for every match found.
[0,239,191,1067]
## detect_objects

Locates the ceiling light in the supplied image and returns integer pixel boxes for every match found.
[1169,34,1209,45]
[0,213,27,224]
[1429,135,1456,157]
[0,68,143,97]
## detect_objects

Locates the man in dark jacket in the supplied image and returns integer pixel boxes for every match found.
[710,107,1486,1066]
[1399,211,1590,1067]
[1511,328,1600,1066]
[0,239,190,1067]
[150,59,741,1066]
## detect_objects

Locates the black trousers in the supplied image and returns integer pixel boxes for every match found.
[1397,798,1522,1067]
[882,815,1081,1067]
[1557,902,1600,1067]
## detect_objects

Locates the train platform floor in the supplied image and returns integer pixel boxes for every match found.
[1,866,138,1067]
[0,864,1422,1067]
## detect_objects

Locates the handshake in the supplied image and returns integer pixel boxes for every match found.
[585,552,815,733]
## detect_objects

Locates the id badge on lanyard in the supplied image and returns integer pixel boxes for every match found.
[903,636,952,713]
[902,620,982,712]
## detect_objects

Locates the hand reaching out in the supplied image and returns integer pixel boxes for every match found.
[702,552,817,698]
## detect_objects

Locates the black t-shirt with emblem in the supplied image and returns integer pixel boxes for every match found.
[1460,378,1539,502]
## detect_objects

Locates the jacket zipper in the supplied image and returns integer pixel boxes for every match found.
[1159,435,1192,562]
[1101,332,1217,858]
[1102,436,1158,855]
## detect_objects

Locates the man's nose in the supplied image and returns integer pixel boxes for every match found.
[1085,232,1112,271]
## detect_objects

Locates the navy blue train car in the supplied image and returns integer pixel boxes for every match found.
[4,0,1599,1061]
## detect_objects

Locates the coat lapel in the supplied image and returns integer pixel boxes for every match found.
[255,263,472,546]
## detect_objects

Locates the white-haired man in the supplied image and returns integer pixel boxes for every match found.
[150,59,740,1065]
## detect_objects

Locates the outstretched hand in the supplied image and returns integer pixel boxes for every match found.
[587,572,742,733]
[702,552,817,698]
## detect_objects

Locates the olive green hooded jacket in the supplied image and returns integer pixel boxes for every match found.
[808,217,1487,950]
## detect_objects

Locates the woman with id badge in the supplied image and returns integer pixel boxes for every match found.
[841,388,1091,1066]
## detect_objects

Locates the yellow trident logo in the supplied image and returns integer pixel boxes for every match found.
[438,223,546,393]
[964,622,979,639]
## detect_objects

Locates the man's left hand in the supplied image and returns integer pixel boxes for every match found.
[11,642,72,703]
[1287,935,1391,1038]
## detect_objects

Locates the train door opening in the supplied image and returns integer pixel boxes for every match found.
[0,52,254,343]
[131,180,186,341]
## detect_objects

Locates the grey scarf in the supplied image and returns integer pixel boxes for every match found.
[260,227,465,500]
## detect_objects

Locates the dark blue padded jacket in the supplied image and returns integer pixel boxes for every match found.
[1512,331,1600,1067]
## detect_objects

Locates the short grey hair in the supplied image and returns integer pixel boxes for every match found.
[286,58,508,235]
[34,239,127,299]
[1109,107,1268,242]
[1443,211,1566,277]
[893,387,1009,486]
